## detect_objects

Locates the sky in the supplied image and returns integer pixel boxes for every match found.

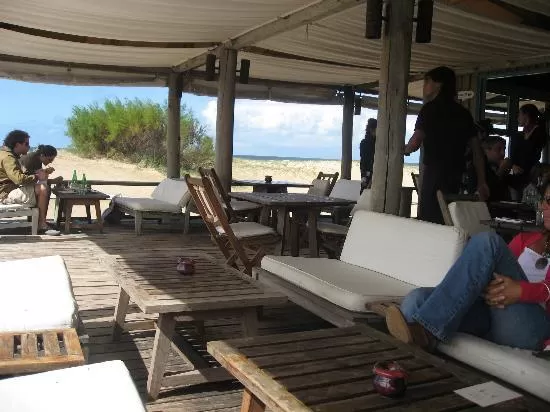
[0,78,420,163]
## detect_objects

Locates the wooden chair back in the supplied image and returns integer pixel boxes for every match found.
[436,190,479,227]
[198,167,234,219]
[184,174,260,275]
[411,172,421,194]
[316,171,339,194]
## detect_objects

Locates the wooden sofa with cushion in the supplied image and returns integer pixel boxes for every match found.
[255,211,550,402]
[0,204,38,235]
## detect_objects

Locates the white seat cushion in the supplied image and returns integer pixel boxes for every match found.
[114,197,182,213]
[151,178,191,208]
[351,189,372,216]
[231,200,261,212]
[0,360,145,412]
[217,222,277,239]
[439,333,550,402]
[0,204,32,212]
[261,256,416,312]
[317,221,348,236]
[448,201,493,237]
[0,256,78,332]
[329,180,361,201]
[341,211,467,287]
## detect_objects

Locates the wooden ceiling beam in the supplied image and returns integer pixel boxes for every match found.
[0,22,218,48]
[172,0,366,72]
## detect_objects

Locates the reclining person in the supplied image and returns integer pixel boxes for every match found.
[0,130,50,230]
[386,178,550,352]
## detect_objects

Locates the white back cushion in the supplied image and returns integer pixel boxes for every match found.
[341,211,467,287]
[351,189,373,216]
[307,179,331,196]
[448,201,492,237]
[329,179,361,201]
[151,178,191,208]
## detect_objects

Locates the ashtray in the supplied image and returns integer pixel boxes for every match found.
[264,175,272,183]
[176,257,196,275]
[372,361,408,398]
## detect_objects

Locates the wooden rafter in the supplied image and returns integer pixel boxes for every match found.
[0,22,218,49]
[172,0,366,72]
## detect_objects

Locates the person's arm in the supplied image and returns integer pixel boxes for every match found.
[404,130,424,155]
[359,140,367,178]
[519,280,550,303]
[0,156,36,186]
[469,135,489,200]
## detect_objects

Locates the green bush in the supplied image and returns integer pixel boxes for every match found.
[66,98,214,173]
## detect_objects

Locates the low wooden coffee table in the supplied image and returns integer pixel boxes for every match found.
[208,325,547,411]
[105,251,287,399]
[53,188,109,233]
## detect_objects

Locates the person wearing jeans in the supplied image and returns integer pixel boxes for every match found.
[386,180,550,351]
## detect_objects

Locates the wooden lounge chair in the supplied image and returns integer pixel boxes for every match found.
[0,204,38,235]
[199,167,261,222]
[185,174,279,276]
[307,171,339,196]
[111,178,194,235]
[436,190,491,237]
[0,256,86,375]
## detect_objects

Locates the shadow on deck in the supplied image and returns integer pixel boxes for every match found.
[0,220,332,411]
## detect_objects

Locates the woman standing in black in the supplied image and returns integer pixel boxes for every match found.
[404,66,488,224]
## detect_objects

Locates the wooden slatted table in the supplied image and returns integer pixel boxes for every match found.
[0,328,85,375]
[106,251,287,400]
[208,325,548,411]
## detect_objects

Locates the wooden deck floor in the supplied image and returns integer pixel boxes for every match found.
[0,221,332,411]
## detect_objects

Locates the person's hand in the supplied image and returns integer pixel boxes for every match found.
[477,182,490,201]
[52,176,64,183]
[484,273,522,308]
[35,169,47,181]
[44,166,55,175]
[512,165,524,175]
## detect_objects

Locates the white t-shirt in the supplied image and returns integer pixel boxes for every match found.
[517,247,549,283]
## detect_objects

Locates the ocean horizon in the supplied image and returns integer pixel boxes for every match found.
[235,154,419,165]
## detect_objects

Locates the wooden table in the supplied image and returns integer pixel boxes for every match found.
[208,325,548,411]
[232,179,312,193]
[53,188,109,233]
[482,218,540,234]
[490,201,536,220]
[106,251,287,399]
[229,192,355,257]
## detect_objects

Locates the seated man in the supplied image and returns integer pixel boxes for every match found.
[0,130,49,230]
[20,144,61,179]
[482,135,511,202]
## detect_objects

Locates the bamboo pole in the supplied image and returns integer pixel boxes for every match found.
[341,87,354,180]
[215,49,238,192]
[167,73,183,178]
[371,0,414,215]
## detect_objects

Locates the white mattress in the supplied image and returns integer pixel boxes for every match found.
[0,255,78,332]
[439,333,550,402]
[261,255,416,312]
[115,197,182,213]
[0,360,145,412]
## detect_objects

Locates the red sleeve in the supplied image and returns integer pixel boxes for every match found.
[520,281,550,303]
[508,233,526,258]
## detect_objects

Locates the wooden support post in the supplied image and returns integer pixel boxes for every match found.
[167,73,183,178]
[507,93,519,158]
[341,87,354,180]
[371,0,414,215]
[544,102,550,164]
[216,49,238,192]
[456,73,482,121]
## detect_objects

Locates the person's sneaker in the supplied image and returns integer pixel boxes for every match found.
[385,305,434,350]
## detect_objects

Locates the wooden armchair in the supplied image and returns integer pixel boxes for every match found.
[314,171,339,194]
[199,167,261,222]
[436,190,491,237]
[185,174,279,276]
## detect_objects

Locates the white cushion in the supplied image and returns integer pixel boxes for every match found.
[308,179,331,196]
[317,221,348,236]
[448,201,493,237]
[217,222,277,239]
[0,204,32,212]
[0,360,145,412]
[439,333,550,402]
[115,197,182,213]
[231,200,261,212]
[261,256,416,312]
[151,178,191,207]
[351,189,372,216]
[0,256,78,332]
[341,211,467,287]
[329,179,361,201]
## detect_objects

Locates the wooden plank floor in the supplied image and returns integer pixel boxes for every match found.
[0,221,332,411]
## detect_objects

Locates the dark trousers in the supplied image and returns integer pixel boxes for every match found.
[418,165,461,224]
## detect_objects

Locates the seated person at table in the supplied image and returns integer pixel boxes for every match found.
[522,164,550,206]
[20,144,61,180]
[482,135,510,202]
[385,178,550,352]
[0,130,50,230]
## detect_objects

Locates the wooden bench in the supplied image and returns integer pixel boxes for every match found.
[0,328,85,375]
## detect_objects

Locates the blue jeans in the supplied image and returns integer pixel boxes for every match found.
[401,231,550,351]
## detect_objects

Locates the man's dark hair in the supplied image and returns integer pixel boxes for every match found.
[425,66,457,100]
[36,144,57,157]
[3,130,30,150]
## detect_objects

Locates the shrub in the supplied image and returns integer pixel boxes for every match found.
[66,98,214,173]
